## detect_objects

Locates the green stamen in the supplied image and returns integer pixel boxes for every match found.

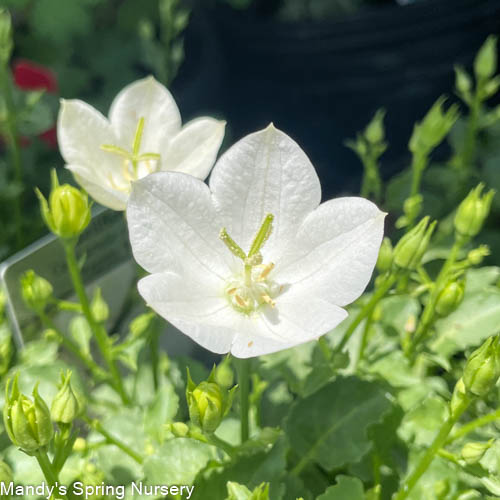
[248,214,274,257]
[220,228,246,260]
[100,144,131,158]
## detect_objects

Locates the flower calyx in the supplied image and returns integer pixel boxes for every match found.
[186,366,237,434]
[3,374,54,453]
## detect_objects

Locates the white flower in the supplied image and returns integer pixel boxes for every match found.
[57,76,226,210]
[127,124,385,358]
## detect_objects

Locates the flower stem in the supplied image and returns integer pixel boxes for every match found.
[205,433,236,457]
[235,358,250,443]
[62,239,130,405]
[35,449,67,499]
[84,417,144,464]
[337,272,397,352]
[406,238,463,359]
[392,397,470,500]
[446,408,500,444]
[39,310,108,382]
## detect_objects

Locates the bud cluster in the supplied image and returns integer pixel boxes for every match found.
[186,367,237,434]
[20,270,53,312]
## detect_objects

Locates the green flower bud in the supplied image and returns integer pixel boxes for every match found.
[0,9,13,64]
[215,356,234,389]
[467,245,490,265]
[0,325,12,377]
[454,65,472,96]
[36,170,91,240]
[450,377,468,418]
[226,482,270,500]
[73,437,87,452]
[90,288,109,323]
[168,422,189,438]
[463,336,500,397]
[474,35,498,81]
[51,371,83,424]
[3,375,54,452]
[393,216,436,270]
[454,184,495,239]
[0,459,12,483]
[376,237,393,273]
[364,109,386,144]
[434,479,450,500]
[20,270,53,312]
[435,280,465,317]
[460,439,494,465]
[130,312,154,338]
[186,367,237,434]
[409,97,459,155]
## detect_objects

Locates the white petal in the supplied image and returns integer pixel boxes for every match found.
[209,124,321,259]
[138,272,237,354]
[66,165,128,211]
[57,99,120,172]
[109,76,181,152]
[276,197,385,307]
[127,171,231,279]
[230,292,348,358]
[161,118,226,180]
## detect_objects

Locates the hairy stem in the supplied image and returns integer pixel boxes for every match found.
[236,358,250,443]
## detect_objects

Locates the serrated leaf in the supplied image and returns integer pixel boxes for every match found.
[286,377,393,471]
[316,476,364,500]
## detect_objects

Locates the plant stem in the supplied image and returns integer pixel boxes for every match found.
[446,408,500,444]
[35,449,68,499]
[356,310,374,367]
[62,239,130,405]
[235,358,250,443]
[85,417,144,464]
[39,311,107,382]
[0,61,23,248]
[392,397,470,500]
[406,238,463,358]
[205,433,236,457]
[336,272,397,352]
[460,91,481,176]
[150,317,160,391]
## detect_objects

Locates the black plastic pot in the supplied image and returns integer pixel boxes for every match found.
[175,0,500,199]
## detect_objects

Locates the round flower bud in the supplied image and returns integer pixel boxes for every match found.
[467,245,490,266]
[186,367,237,434]
[394,216,436,270]
[36,170,91,240]
[90,288,109,323]
[454,66,472,95]
[463,336,500,398]
[215,357,234,389]
[376,237,393,273]
[73,437,87,452]
[20,270,53,312]
[460,439,494,465]
[3,375,54,452]
[434,479,450,500]
[454,184,495,239]
[51,371,83,424]
[435,281,465,317]
[168,422,189,438]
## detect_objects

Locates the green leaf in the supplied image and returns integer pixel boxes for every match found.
[143,438,215,485]
[431,289,500,358]
[316,476,364,500]
[192,437,287,500]
[69,316,92,356]
[144,383,179,444]
[286,377,393,471]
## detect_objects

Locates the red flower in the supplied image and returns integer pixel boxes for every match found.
[13,60,58,93]
[12,60,58,149]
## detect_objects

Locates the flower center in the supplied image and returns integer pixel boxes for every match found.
[100,117,161,192]
[220,214,282,314]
